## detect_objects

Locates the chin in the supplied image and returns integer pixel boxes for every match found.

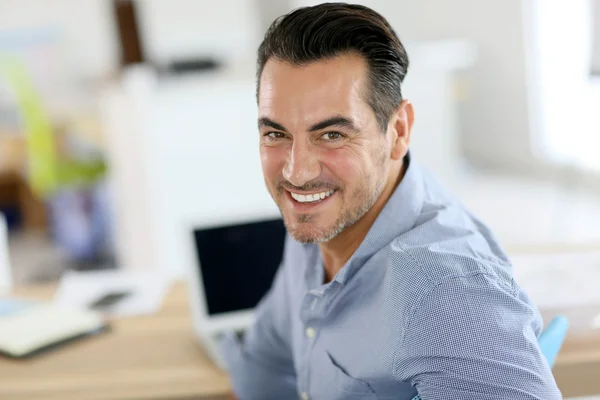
[289,231,325,244]
[284,220,342,244]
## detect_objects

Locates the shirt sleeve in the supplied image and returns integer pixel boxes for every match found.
[395,273,562,400]
[220,261,298,400]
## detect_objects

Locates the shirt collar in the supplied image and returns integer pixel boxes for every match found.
[332,152,425,285]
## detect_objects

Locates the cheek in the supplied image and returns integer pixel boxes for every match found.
[321,148,369,184]
[260,146,287,179]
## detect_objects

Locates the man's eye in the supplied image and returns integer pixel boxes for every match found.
[322,132,343,141]
[266,132,286,139]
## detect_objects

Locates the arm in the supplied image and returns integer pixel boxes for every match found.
[395,273,562,400]
[220,263,297,400]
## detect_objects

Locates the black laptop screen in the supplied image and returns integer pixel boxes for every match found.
[192,218,286,315]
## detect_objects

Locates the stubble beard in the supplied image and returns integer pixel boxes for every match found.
[277,172,387,244]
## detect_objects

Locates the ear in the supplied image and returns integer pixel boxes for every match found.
[388,99,414,161]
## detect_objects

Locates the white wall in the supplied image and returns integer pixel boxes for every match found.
[0,0,118,79]
[531,0,600,171]
[101,67,279,276]
[100,68,163,273]
[137,0,262,65]
[396,0,535,168]
[593,0,600,73]
[0,0,264,77]
[145,76,278,277]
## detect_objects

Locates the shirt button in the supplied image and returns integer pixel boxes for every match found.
[300,392,310,400]
[305,327,316,339]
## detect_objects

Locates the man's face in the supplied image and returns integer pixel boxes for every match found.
[258,54,393,244]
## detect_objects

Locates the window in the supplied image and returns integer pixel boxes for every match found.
[593,0,600,75]
[533,0,600,171]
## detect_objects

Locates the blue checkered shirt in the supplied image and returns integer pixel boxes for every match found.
[220,156,562,400]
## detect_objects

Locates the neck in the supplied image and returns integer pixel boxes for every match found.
[319,161,407,282]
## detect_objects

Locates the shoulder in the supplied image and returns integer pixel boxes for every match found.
[392,166,514,287]
[385,230,544,371]
[380,200,520,331]
[391,231,516,293]
[392,201,514,279]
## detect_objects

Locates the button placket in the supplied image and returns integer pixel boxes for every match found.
[300,290,324,398]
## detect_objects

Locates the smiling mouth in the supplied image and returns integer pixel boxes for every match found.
[289,189,335,204]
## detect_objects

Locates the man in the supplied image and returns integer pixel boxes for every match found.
[220,3,562,399]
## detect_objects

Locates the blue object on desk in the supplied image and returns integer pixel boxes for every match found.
[538,315,569,368]
[0,299,34,316]
[410,315,569,400]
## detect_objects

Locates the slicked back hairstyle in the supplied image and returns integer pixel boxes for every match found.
[256,2,409,132]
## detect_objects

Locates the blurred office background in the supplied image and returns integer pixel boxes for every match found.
[0,0,599,284]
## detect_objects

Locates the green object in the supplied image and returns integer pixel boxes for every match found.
[0,56,105,197]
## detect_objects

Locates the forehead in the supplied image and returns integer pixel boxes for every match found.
[258,54,371,124]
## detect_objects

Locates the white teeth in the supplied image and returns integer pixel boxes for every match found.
[290,190,335,203]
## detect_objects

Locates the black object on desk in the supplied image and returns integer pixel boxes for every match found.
[88,290,131,311]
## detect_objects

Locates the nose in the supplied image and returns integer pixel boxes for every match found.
[282,140,321,187]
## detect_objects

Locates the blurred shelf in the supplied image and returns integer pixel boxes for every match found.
[0,169,47,232]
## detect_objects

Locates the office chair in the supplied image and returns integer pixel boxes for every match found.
[411,315,569,400]
[538,315,570,368]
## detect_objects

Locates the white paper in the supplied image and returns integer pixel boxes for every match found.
[54,270,171,317]
[511,250,600,309]
[0,304,105,357]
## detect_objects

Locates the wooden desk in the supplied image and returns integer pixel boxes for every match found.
[0,282,230,400]
[2,281,600,399]
[543,303,600,397]
[511,244,600,397]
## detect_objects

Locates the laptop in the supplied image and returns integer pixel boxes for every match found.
[185,216,287,366]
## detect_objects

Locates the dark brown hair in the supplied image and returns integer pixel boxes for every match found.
[256,2,409,132]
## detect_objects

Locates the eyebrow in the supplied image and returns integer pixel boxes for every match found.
[257,116,359,133]
[258,117,287,132]
[308,116,358,133]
